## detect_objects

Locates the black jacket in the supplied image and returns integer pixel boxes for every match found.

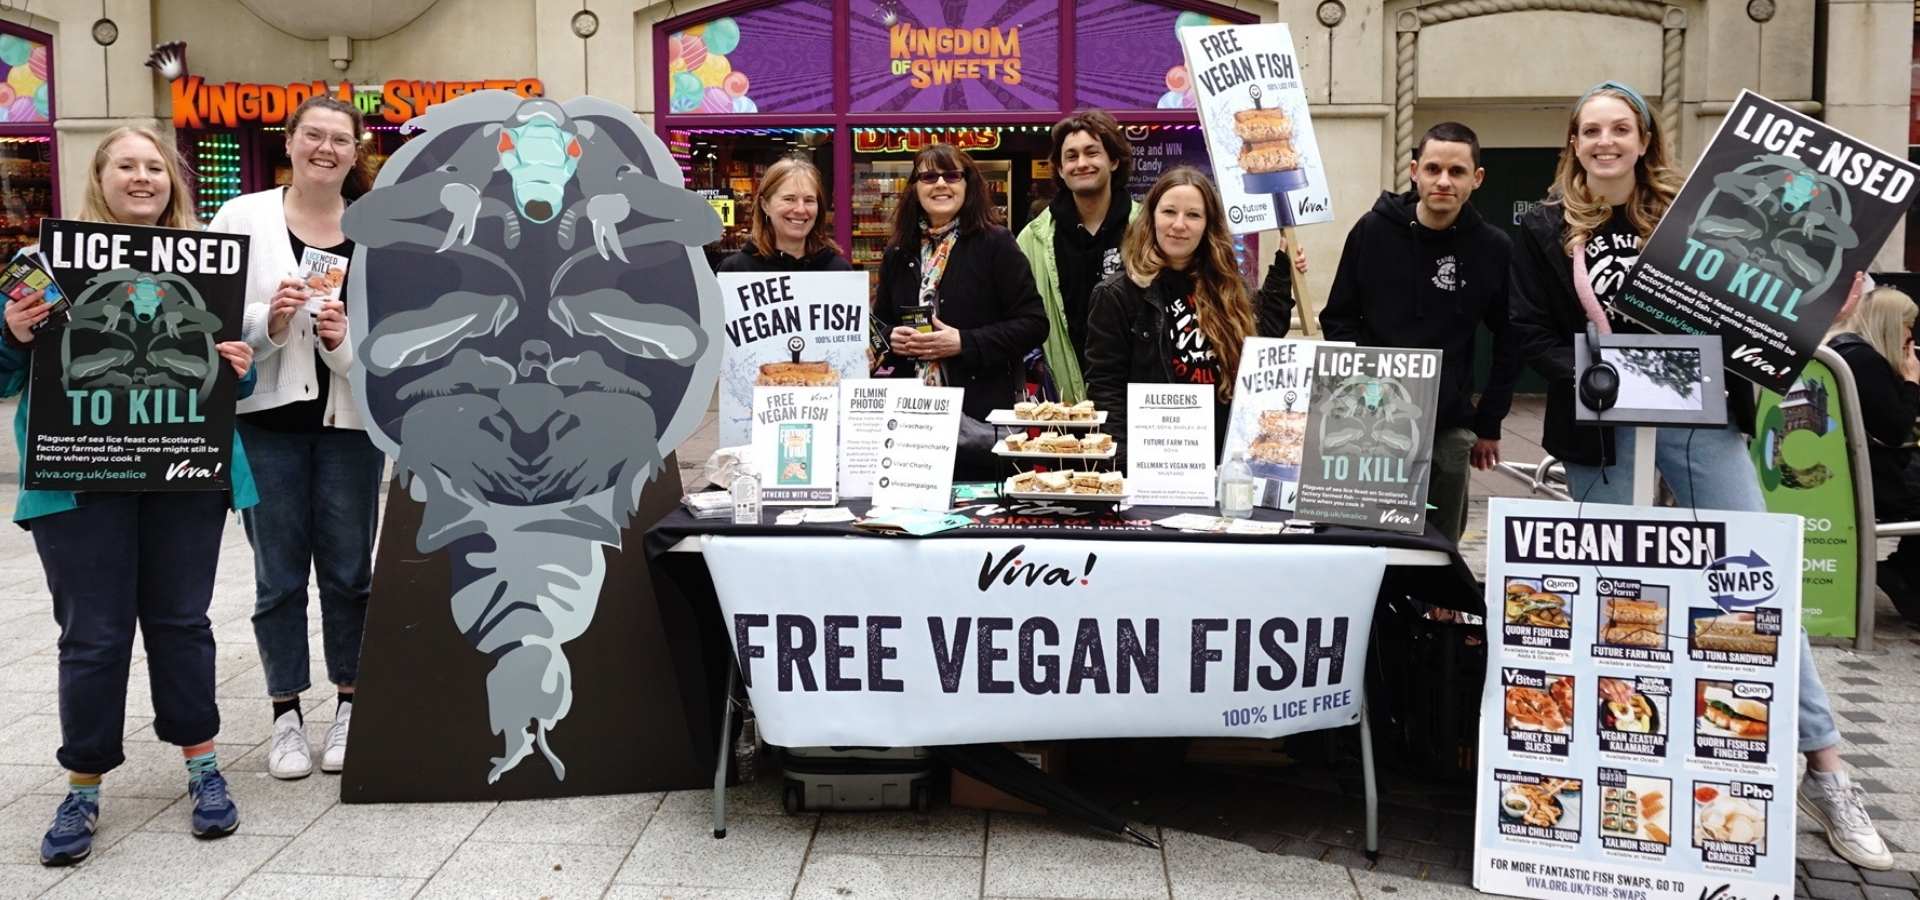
[1082,264,1294,464]
[1322,190,1520,440]
[717,244,854,273]
[1509,201,1757,466]
[1828,333,1920,519]
[874,225,1048,423]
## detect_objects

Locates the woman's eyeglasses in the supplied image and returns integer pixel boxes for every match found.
[914,171,965,185]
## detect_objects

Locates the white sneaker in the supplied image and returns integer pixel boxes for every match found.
[321,701,351,774]
[1798,769,1894,870]
[267,709,313,780]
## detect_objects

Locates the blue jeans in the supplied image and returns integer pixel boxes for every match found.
[33,491,228,773]
[237,423,386,698]
[1564,424,1841,753]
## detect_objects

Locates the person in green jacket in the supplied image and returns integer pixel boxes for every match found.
[5,126,260,866]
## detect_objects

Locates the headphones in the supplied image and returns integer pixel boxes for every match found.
[1578,322,1618,412]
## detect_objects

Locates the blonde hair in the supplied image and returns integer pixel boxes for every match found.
[1829,287,1918,366]
[82,127,202,229]
[1122,167,1256,403]
[750,157,840,259]
[1549,87,1682,257]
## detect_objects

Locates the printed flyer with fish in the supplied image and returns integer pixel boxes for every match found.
[1474,498,1801,900]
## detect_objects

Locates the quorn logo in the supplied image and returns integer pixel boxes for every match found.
[978,544,1097,591]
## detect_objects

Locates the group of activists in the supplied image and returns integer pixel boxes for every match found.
[0,78,1900,874]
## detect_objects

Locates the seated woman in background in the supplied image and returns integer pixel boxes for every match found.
[1081,167,1294,465]
[1825,281,1920,624]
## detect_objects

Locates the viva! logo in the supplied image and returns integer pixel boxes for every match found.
[978,544,1097,591]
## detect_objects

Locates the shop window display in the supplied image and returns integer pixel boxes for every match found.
[675,129,835,272]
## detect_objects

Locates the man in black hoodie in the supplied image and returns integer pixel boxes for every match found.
[1322,122,1522,542]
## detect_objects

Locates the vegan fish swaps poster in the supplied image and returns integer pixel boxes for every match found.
[1617,91,1920,392]
[752,384,839,505]
[1474,499,1802,900]
[26,221,246,491]
[718,270,868,447]
[1221,337,1348,509]
[1177,23,1332,235]
[1294,347,1440,533]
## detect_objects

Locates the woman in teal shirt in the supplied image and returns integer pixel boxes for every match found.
[2,126,259,866]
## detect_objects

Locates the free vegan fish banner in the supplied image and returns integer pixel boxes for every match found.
[1618,91,1920,392]
[1178,23,1333,235]
[702,536,1386,746]
[26,221,245,491]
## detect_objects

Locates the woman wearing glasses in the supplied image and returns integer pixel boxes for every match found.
[875,144,1046,476]
[211,96,384,783]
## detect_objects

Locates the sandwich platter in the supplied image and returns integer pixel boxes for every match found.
[1002,471,1129,503]
[988,400,1108,428]
[992,435,1117,460]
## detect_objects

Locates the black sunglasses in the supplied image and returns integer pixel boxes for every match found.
[914,170,965,185]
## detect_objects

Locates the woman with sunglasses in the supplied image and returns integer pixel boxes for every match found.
[875,144,1046,477]
[1509,81,1893,871]
[211,96,385,783]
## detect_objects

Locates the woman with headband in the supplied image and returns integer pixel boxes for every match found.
[1509,81,1893,870]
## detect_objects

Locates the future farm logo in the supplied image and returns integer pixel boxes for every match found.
[1704,550,1779,611]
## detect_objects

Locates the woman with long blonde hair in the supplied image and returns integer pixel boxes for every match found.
[1082,167,1292,462]
[2,125,257,864]
[1826,285,1920,624]
[1510,82,1894,871]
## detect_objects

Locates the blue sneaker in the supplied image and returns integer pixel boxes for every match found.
[40,792,97,866]
[188,770,238,839]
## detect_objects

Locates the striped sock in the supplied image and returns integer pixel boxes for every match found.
[68,773,100,804]
[185,749,219,783]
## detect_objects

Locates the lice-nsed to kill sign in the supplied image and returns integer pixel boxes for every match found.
[700,536,1388,745]
[25,221,246,491]
[1617,91,1920,392]
[1475,499,1801,900]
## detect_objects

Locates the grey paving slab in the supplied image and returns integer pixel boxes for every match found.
[0,794,170,867]
[982,816,1168,900]
[39,832,287,899]
[415,840,628,899]
[0,862,68,898]
[657,775,789,817]
[811,807,988,857]
[1161,829,1356,900]
[27,740,195,800]
[0,761,57,809]
[256,800,495,879]
[470,792,664,847]
[141,767,340,837]
[1350,868,1481,898]
[603,887,791,900]
[616,811,815,892]
[792,851,984,900]
[0,713,60,765]
[225,872,426,899]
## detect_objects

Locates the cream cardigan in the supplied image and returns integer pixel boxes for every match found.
[211,188,364,430]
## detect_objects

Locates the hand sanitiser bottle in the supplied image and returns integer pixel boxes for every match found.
[731,464,762,525]
[1218,451,1254,519]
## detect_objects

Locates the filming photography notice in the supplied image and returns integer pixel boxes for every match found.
[26,220,246,491]
[1177,23,1333,235]
[1616,91,1920,392]
[1475,498,1801,900]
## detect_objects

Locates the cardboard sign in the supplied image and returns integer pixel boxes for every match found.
[1126,383,1214,507]
[1221,337,1345,509]
[26,220,246,492]
[870,383,964,512]
[1178,23,1333,234]
[718,270,868,447]
[1294,347,1442,533]
[1617,91,1920,392]
[751,385,839,505]
[1475,499,1802,900]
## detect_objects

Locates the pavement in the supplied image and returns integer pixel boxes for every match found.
[0,393,1914,899]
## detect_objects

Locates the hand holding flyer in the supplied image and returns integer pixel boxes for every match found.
[298,246,348,316]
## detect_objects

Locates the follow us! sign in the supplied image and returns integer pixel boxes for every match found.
[25,220,246,492]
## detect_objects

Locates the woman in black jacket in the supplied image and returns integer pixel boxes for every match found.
[1082,167,1293,463]
[875,144,1047,473]
[718,158,853,273]
[1824,285,1920,622]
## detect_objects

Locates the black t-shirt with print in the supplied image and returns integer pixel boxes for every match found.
[1165,293,1219,386]
[1583,206,1644,334]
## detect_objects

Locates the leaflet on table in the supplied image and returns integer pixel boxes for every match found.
[869,384,964,512]
[1294,346,1441,533]
[297,246,347,315]
[1473,498,1802,900]
[717,271,869,446]
[1127,383,1214,507]
[751,385,839,505]
[838,379,896,498]
[1220,338,1347,510]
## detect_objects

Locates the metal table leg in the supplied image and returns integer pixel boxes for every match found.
[713,664,736,839]
[1360,696,1379,861]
